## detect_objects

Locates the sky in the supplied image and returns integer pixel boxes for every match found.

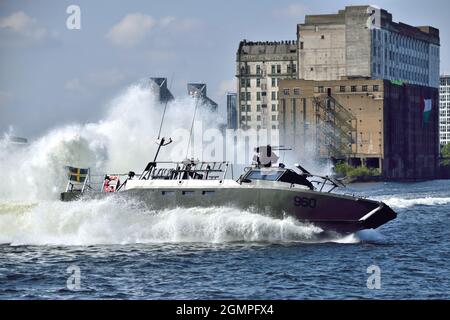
[0,0,449,139]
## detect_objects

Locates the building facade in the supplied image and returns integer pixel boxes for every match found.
[236,40,297,130]
[226,92,237,129]
[440,75,450,145]
[279,79,440,180]
[149,77,174,104]
[187,83,218,111]
[298,6,440,88]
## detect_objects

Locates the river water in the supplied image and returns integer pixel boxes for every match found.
[0,180,449,299]
[1,84,448,299]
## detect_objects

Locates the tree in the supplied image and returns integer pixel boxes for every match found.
[442,144,450,166]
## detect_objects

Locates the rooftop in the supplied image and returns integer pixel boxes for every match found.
[300,5,439,45]
[187,83,218,110]
[149,77,174,103]
[237,40,297,56]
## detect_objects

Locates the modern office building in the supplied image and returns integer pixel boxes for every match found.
[440,75,450,145]
[149,77,174,104]
[226,92,238,129]
[297,5,440,88]
[279,78,440,180]
[236,40,298,130]
[187,83,218,111]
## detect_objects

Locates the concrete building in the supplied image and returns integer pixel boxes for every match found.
[187,83,218,111]
[149,77,174,103]
[236,40,297,130]
[298,6,440,88]
[226,92,238,129]
[440,75,450,145]
[279,79,440,180]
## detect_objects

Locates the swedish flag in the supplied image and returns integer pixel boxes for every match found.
[67,166,89,183]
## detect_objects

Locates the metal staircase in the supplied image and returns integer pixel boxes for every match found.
[312,95,357,159]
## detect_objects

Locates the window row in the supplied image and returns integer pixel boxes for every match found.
[338,85,380,93]
[239,63,297,75]
[374,47,430,69]
[373,29,431,55]
[240,78,281,88]
[240,92,279,101]
[245,125,280,130]
[241,104,279,112]
[240,115,279,121]
[282,88,301,96]
[373,63,429,83]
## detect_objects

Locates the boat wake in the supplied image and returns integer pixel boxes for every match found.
[380,196,450,209]
[0,198,362,246]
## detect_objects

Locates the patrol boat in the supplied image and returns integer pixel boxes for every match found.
[61,139,396,234]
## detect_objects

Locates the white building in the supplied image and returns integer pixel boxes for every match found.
[236,40,297,130]
[440,75,450,144]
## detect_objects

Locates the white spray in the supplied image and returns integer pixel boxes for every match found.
[0,83,222,200]
[0,82,349,245]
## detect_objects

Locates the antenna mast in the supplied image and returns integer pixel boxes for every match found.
[139,76,174,180]
[185,93,200,160]
[157,75,174,140]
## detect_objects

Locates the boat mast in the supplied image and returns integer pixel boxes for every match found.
[139,77,174,180]
[185,92,201,160]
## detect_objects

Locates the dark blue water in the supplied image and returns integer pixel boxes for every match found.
[1,180,449,299]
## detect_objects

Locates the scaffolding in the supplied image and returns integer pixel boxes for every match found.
[313,94,357,159]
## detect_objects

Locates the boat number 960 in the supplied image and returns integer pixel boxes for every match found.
[294,196,317,208]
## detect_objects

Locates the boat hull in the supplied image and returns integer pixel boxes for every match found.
[60,186,396,234]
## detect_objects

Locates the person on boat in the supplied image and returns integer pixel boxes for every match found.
[103,176,111,192]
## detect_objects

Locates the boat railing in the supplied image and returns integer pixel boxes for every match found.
[64,161,231,194]
[77,173,142,193]
[145,161,230,181]
[307,174,346,193]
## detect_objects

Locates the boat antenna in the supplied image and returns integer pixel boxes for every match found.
[153,74,174,161]
[139,75,174,180]
[185,93,200,159]
[157,74,174,140]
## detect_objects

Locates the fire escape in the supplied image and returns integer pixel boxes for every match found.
[312,94,357,159]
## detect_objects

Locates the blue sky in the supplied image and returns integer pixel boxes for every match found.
[1,0,449,138]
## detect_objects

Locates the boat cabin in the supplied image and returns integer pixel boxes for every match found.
[243,168,314,190]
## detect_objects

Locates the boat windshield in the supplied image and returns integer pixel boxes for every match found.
[246,170,284,181]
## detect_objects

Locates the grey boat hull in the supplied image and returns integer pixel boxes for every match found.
[61,186,396,234]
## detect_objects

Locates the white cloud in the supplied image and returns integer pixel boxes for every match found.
[273,4,307,18]
[217,79,236,97]
[159,16,177,28]
[106,13,156,48]
[106,14,202,48]
[0,11,48,45]
[0,11,35,32]
[159,16,202,31]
